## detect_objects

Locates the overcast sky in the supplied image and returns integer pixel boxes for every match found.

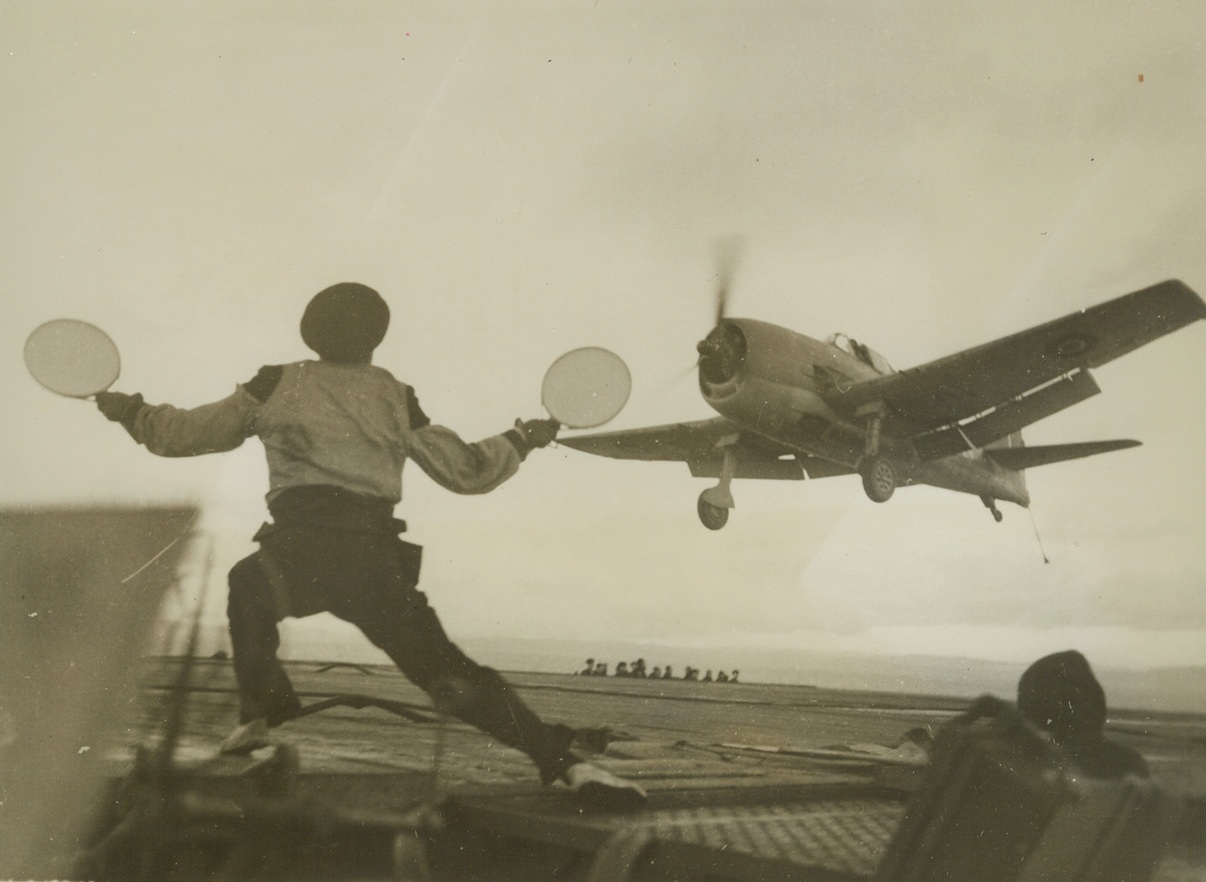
[4,1,1204,673]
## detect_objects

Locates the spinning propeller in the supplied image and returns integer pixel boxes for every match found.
[711,234,744,326]
[697,236,748,383]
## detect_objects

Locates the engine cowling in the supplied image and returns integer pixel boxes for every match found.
[698,319,847,442]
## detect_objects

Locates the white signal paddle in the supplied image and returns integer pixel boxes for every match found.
[541,347,631,429]
[24,319,121,399]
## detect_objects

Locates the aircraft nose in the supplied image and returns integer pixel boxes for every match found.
[697,322,747,384]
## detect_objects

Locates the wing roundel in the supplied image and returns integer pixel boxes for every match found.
[827,279,1205,438]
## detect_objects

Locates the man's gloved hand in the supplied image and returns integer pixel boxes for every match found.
[96,391,145,423]
[514,418,560,449]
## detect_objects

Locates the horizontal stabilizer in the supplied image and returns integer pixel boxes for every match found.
[985,439,1141,471]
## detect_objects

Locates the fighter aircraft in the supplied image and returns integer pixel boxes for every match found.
[561,277,1206,530]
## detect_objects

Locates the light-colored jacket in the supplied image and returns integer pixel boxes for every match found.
[127,360,522,504]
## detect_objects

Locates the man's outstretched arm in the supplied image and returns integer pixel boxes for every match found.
[97,388,257,457]
[407,416,559,495]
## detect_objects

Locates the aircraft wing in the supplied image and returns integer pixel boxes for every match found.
[560,417,851,480]
[559,417,741,462]
[827,279,1206,437]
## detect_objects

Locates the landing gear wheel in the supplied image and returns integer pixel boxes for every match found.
[697,494,729,530]
[981,495,1004,523]
[861,456,896,503]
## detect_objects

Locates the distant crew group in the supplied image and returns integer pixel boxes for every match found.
[578,658,739,683]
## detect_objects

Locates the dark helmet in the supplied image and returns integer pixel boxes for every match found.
[1017,650,1107,745]
[301,283,390,362]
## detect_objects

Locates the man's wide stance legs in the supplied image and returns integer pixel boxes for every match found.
[223,542,577,784]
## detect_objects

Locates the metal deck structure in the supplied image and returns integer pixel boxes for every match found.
[58,657,1206,881]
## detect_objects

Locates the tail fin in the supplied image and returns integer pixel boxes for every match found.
[985,439,1140,471]
[986,430,1029,500]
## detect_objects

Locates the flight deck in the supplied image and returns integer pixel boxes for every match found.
[73,657,1206,881]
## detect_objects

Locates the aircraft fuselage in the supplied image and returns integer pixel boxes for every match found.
[697,318,1029,506]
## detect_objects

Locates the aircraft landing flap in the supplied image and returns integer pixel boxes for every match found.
[688,455,806,481]
[912,370,1101,461]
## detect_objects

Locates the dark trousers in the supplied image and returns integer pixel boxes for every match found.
[225,524,578,784]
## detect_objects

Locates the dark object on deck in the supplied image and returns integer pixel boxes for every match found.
[73,745,442,882]
[876,700,1182,881]
[1016,650,1151,780]
[0,506,198,880]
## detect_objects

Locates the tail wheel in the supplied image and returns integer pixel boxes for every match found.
[861,455,896,503]
[981,494,1004,522]
[697,494,730,530]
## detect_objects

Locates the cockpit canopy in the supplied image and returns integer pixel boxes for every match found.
[827,333,894,374]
